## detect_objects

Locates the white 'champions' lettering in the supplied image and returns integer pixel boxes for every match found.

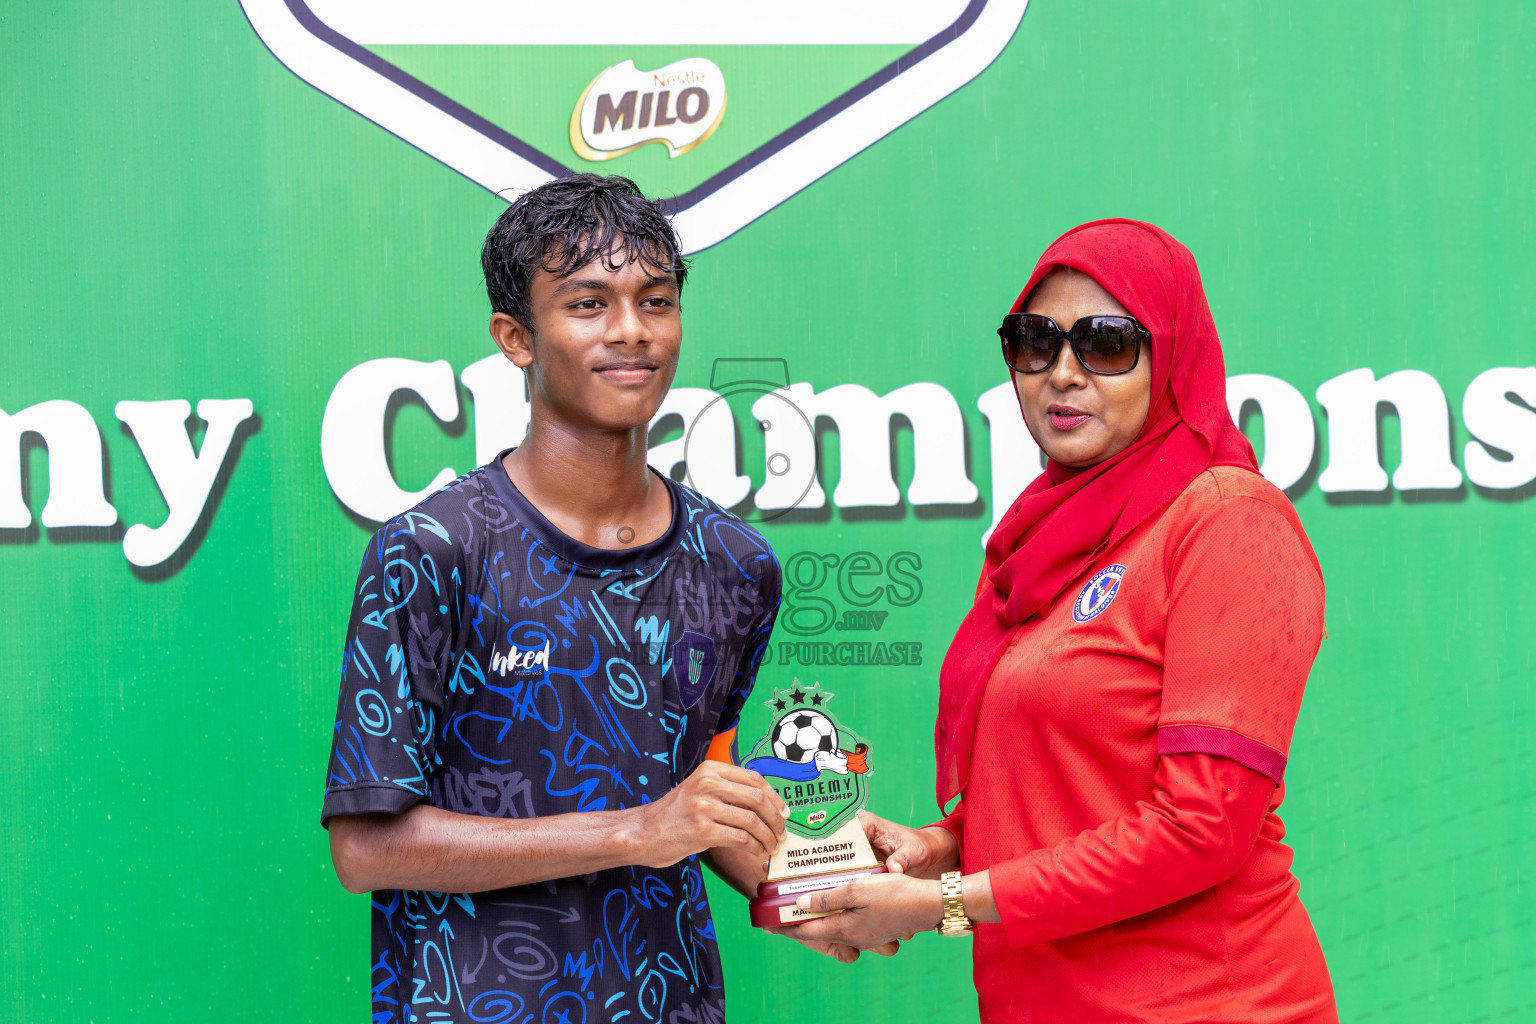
[312,357,1536,544]
[10,361,1532,568]
[1,397,254,568]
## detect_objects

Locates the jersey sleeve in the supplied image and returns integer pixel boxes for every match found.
[321,516,460,826]
[1156,495,1325,782]
[715,554,781,735]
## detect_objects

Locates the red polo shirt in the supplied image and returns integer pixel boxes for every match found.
[939,467,1336,1023]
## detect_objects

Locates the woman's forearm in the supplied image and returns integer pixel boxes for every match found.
[919,825,964,876]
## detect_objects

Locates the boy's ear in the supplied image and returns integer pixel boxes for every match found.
[490,312,535,370]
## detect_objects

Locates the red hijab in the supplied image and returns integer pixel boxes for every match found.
[935,219,1258,807]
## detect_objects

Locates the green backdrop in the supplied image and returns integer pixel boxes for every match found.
[2,3,1533,1021]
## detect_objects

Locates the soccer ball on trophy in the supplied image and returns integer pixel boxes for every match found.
[771,709,838,764]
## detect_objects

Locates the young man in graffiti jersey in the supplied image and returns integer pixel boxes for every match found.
[322,175,856,1024]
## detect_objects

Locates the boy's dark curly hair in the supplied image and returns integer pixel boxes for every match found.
[481,174,689,330]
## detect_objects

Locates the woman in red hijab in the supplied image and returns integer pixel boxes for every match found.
[779,220,1337,1022]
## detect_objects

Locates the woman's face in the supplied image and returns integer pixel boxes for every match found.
[1015,267,1153,469]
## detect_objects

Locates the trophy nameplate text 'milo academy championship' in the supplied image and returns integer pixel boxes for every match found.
[744,681,885,927]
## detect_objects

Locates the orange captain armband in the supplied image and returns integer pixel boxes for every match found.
[705,727,737,765]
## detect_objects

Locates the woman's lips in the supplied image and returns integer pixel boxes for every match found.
[1047,406,1091,430]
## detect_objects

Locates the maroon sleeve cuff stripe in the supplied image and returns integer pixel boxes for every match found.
[1157,725,1287,784]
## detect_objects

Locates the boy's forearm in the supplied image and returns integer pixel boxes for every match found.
[329,803,646,895]
[702,845,769,899]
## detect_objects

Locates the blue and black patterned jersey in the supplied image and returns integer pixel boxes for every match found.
[322,450,780,1024]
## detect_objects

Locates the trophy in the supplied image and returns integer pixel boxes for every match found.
[744,680,886,928]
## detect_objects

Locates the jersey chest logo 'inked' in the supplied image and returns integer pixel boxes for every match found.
[1073,564,1127,622]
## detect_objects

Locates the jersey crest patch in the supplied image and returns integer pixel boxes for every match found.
[1073,564,1126,622]
[673,630,719,709]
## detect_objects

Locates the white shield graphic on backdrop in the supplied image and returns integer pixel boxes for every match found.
[239,1,1030,252]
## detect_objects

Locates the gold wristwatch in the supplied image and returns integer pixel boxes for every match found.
[937,870,973,936]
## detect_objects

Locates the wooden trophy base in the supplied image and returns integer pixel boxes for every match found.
[748,819,886,928]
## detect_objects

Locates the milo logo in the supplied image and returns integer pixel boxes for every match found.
[572,58,727,161]
[239,0,1033,251]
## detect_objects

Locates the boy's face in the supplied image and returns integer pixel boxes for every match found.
[490,251,681,432]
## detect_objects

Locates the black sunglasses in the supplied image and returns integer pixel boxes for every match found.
[997,313,1149,376]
